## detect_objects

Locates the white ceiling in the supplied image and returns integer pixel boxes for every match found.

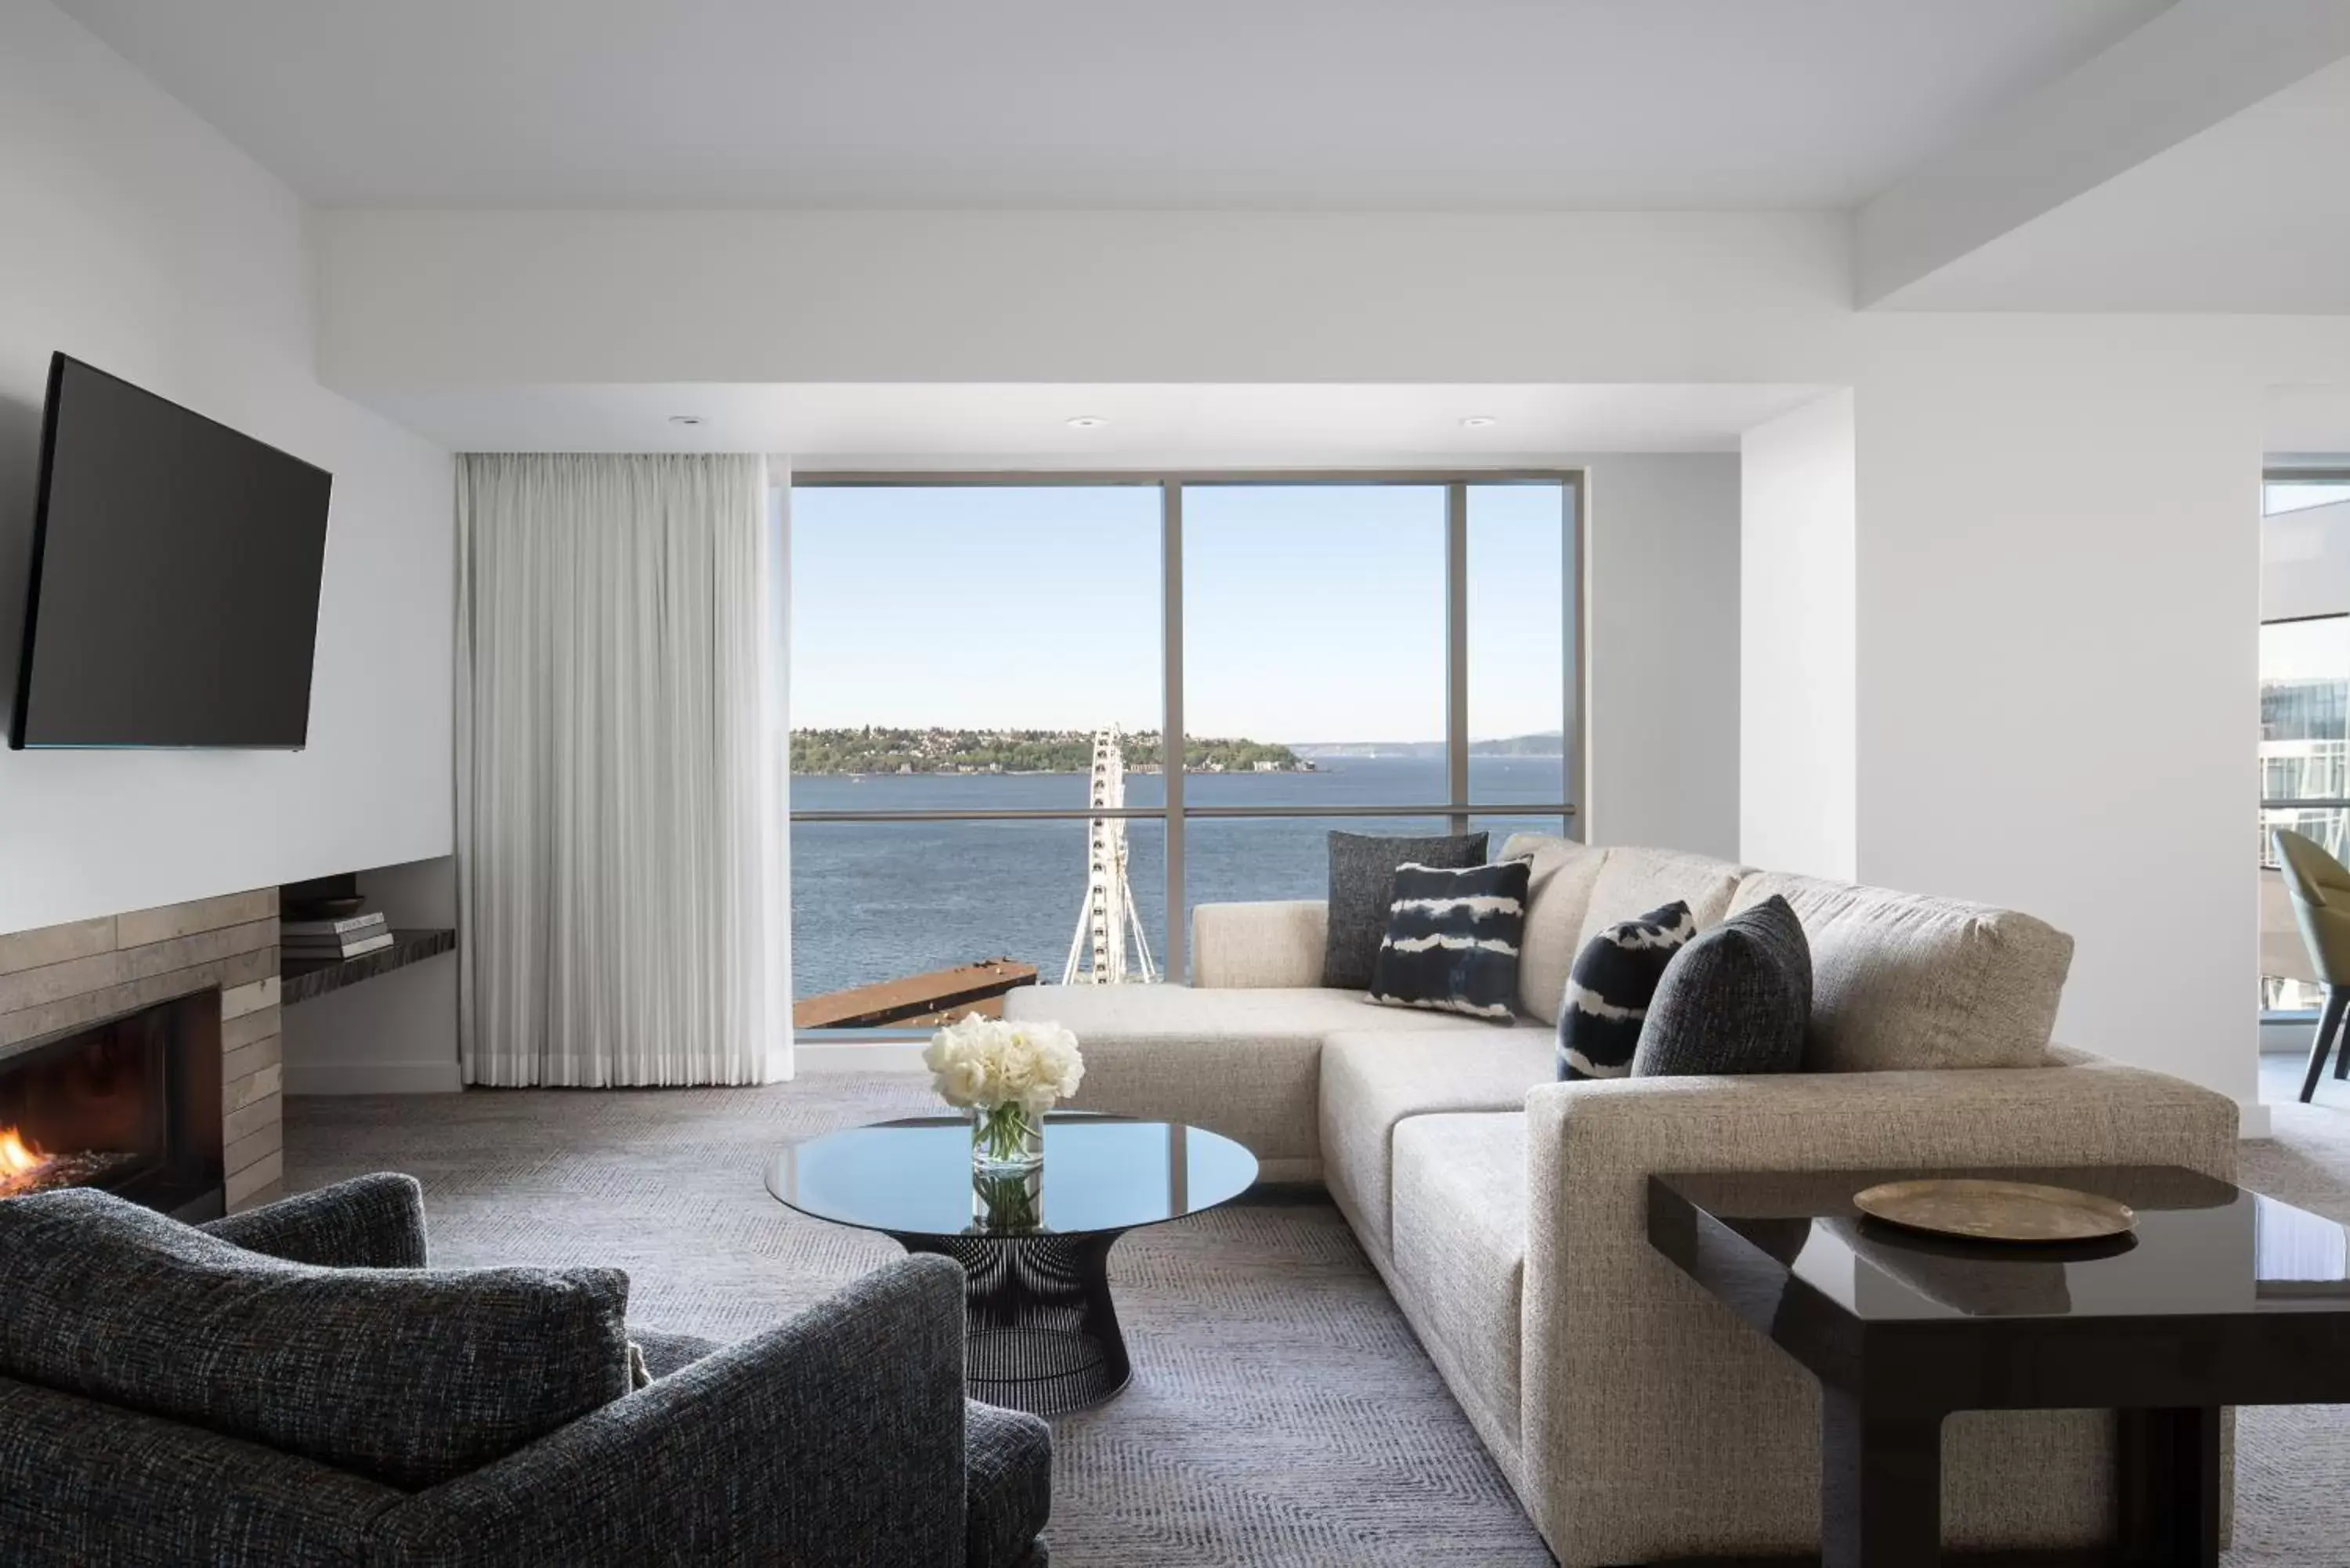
[56,0,2167,208]
[363,383,1833,461]
[1886,55,2350,311]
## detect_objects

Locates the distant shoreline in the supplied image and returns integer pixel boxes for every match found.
[794,729,1564,776]
[791,765,1282,778]
[791,727,1311,777]
[790,753,1564,778]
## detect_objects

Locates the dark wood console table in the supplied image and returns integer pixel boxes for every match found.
[1647,1165,2350,1568]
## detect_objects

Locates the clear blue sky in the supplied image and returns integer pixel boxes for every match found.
[789,482,1568,745]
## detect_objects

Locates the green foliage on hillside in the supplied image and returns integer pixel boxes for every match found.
[791,728,1307,775]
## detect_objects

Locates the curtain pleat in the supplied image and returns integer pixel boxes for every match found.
[456,453,779,1086]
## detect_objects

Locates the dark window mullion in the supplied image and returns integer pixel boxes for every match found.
[1447,482,1470,837]
[1570,476,1586,838]
[1162,482,1188,982]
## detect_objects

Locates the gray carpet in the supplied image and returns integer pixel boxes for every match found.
[287,1069,2350,1567]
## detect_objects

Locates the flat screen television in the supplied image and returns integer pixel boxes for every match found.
[9,354,332,750]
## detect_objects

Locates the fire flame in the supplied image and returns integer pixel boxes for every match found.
[0,1126,47,1177]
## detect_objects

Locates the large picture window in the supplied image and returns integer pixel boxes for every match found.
[2259,470,2350,1017]
[788,473,1581,1031]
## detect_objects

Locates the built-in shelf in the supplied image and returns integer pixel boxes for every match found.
[280,928,456,1008]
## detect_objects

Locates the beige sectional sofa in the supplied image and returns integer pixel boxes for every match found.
[1003,835,2243,1566]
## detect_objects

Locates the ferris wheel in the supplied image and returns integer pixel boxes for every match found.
[1063,726,1159,985]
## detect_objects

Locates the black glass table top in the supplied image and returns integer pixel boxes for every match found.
[767,1112,1260,1240]
[1652,1165,2350,1322]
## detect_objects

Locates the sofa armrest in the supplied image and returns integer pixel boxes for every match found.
[1516,1059,2240,1566]
[201,1172,428,1269]
[1192,900,1328,988]
[374,1255,974,1568]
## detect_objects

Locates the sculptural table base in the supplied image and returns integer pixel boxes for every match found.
[771,1115,1259,1421]
[891,1229,1130,1416]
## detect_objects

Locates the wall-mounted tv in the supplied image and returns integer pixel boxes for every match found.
[9,354,332,750]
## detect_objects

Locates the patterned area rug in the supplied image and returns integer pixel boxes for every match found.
[287,1068,2350,1567]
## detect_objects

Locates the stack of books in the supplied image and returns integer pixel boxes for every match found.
[282,913,396,963]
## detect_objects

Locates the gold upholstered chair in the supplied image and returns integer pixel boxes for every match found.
[2273,826,2350,1101]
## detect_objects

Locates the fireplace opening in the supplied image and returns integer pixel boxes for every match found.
[0,990,224,1221]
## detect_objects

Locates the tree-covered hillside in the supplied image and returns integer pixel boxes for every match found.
[791,728,1309,775]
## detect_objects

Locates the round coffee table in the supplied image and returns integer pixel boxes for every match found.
[766,1111,1257,1415]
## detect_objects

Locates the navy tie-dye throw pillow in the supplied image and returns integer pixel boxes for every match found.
[1366,860,1531,1021]
[1556,900,1695,1079]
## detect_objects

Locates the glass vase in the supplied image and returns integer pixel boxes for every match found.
[971,1164,1043,1231]
[971,1101,1044,1175]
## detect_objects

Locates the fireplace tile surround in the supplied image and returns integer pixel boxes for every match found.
[0,889,282,1212]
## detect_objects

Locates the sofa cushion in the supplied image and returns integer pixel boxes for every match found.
[1499,833,1608,1024]
[1390,1113,1527,1445]
[967,1400,1054,1568]
[200,1172,428,1269]
[1632,894,1811,1078]
[1730,873,2073,1071]
[1319,1027,1554,1251]
[1008,982,1528,1044]
[1559,900,1694,1081]
[0,1186,632,1490]
[1323,830,1489,991]
[1370,860,1532,1021]
[1191,898,1328,988]
[1006,984,1517,1176]
[1574,847,1748,954]
[1007,986,1326,1175]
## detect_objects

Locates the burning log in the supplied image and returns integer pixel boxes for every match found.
[0,1127,141,1200]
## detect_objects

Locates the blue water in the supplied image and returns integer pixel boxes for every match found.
[790,754,1567,999]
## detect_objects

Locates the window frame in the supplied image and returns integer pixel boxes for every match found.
[787,468,1585,1005]
[2259,467,2350,1022]
[2265,468,2350,518]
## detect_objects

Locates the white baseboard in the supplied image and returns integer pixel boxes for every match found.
[287,1050,923,1089]
[284,1060,465,1095]
[794,1041,929,1073]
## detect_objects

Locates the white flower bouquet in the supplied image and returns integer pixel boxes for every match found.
[924,1013,1085,1171]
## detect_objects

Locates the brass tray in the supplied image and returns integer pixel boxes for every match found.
[1852,1179,2136,1244]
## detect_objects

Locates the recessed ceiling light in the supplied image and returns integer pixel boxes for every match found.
[669,414,706,426]
[1066,415,1110,430]
[1459,415,1499,429]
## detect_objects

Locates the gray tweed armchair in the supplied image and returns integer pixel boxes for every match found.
[0,1173,1050,1568]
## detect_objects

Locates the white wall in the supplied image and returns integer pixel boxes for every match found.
[0,2,454,936]
[280,856,460,1093]
[1740,390,1857,878]
[1582,454,1742,857]
[1851,319,2269,1117]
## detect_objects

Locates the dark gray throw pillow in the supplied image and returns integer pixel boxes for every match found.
[1368,859,1531,1021]
[1323,829,1488,990]
[0,1186,633,1489]
[1632,893,1813,1078]
[1556,900,1694,1079]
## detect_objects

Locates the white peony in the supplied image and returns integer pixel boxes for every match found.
[940,1053,990,1107]
[924,1013,1083,1115]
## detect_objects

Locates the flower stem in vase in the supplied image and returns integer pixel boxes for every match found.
[972,1164,1043,1231]
[971,1102,1044,1173]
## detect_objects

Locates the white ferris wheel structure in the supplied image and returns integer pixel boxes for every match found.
[1062,726,1159,985]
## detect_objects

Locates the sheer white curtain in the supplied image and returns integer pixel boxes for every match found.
[456,453,785,1086]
